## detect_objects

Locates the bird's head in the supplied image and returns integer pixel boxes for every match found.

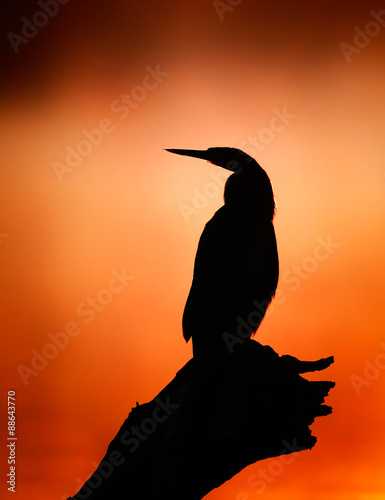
[164,147,253,172]
[165,147,276,220]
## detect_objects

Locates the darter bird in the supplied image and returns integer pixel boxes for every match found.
[166,148,279,359]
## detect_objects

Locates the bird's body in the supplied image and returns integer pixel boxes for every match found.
[166,147,279,359]
[183,205,278,358]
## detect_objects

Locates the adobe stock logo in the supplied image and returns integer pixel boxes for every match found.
[179,106,296,224]
[51,64,170,182]
[17,267,134,386]
[350,342,385,395]
[7,0,71,54]
[63,396,180,499]
[213,0,244,21]
[222,235,340,354]
[340,10,385,63]
[236,439,306,499]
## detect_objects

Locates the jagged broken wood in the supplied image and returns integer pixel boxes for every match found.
[69,340,334,500]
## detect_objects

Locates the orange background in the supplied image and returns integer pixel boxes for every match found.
[1,1,385,498]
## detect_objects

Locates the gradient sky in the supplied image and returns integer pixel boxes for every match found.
[1,1,385,498]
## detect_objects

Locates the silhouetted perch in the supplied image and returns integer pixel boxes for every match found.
[69,340,334,500]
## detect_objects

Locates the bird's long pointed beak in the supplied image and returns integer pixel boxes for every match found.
[164,148,209,160]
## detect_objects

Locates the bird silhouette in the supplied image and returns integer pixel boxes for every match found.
[70,149,334,500]
[166,147,279,359]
